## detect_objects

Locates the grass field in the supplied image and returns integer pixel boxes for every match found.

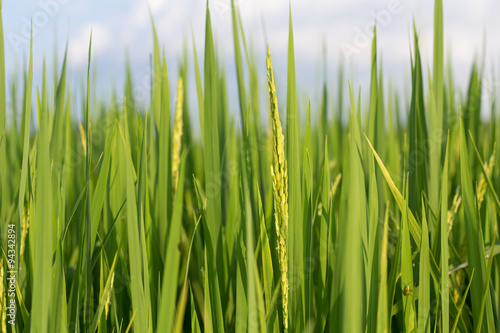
[1,0,500,332]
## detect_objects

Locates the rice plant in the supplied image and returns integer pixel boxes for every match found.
[0,0,500,332]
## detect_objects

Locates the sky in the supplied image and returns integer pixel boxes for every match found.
[2,0,500,127]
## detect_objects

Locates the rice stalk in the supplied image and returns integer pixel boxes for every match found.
[266,46,289,332]
[172,77,184,192]
[447,188,461,236]
[477,144,495,210]
[20,205,29,259]
[105,272,114,317]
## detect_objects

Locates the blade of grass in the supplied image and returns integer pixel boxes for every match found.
[365,135,444,283]
[259,189,279,332]
[16,16,33,276]
[158,48,172,258]
[451,269,475,333]
[157,152,188,331]
[84,33,93,329]
[387,215,402,332]
[172,214,201,333]
[120,122,149,332]
[459,114,495,332]
[286,7,304,329]
[231,0,247,129]
[474,229,496,333]
[376,204,390,333]
[409,27,429,219]
[203,5,225,331]
[337,84,367,332]
[440,136,450,332]
[241,148,259,332]
[401,179,415,332]
[317,136,330,329]
[50,45,67,165]
[191,26,204,141]
[235,230,248,333]
[418,199,431,333]
[89,251,119,333]
[31,22,54,332]
[367,167,379,331]
[150,12,162,130]
[90,124,115,251]
[428,0,444,227]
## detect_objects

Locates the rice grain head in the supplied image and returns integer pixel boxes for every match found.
[105,272,115,317]
[21,204,29,259]
[477,144,495,210]
[447,188,461,236]
[78,121,87,155]
[267,46,289,331]
[331,173,342,200]
[172,77,184,193]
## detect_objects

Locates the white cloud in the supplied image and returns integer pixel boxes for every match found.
[68,23,111,66]
[31,0,500,106]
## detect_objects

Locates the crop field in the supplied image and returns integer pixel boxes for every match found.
[1,0,500,332]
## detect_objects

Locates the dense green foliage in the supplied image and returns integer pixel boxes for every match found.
[1,0,500,332]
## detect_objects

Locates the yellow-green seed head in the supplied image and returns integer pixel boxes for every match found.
[21,204,29,259]
[105,272,115,317]
[267,46,289,331]
[172,77,184,193]
[477,145,495,210]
